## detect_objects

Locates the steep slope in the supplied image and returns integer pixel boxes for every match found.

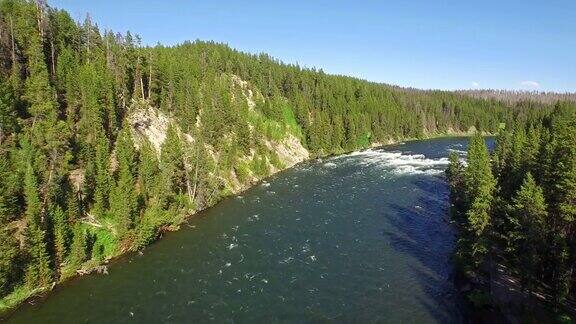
[127,75,309,197]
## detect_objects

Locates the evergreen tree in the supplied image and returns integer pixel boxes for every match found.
[23,164,42,226]
[138,139,160,204]
[0,150,19,224]
[159,125,187,205]
[508,173,547,289]
[0,227,20,297]
[463,134,495,267]
[22,20,58,122]
[52,205,71,268]
[0,80,17,143]
[69,226,88,269]
[93,133,111,217]
[24,225,53,288]
[446,152,465,220]
[110,127,138,234]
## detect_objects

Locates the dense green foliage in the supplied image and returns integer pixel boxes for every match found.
[0,0,570,309]
[448,103,576,307]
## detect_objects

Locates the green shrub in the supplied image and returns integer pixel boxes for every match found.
[235,162,251,184]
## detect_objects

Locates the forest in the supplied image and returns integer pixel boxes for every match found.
[447,103,576,315]
[0,0,573,311]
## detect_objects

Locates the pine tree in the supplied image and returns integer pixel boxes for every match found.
[0,227,20,297]
[69,226,88,269]
[22,20,58,122]
[23,164,53,287]
[24,164,42,226]
[93,133,111,217]
[508,173,547,289]
[110,127,138,234]
[463,134,495,267]
[522,126,540,175]
[24,225,53,288]
[547,114,576,304]
[446,152,465,220]
[0,80,17,144]
[492,129,511,186]
[159,125,187,205]
[0,150,19,224]
[506,127,527,197]
[138,140,160,204]
[52,205,71,269]
[67,192,81,222]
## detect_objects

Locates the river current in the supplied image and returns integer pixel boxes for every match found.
[7,137,489,323]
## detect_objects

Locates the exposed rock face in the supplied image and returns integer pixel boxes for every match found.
[269,134,309,169]
[68,168,85,192]
[230,74,263,110]
[128,105,171,153]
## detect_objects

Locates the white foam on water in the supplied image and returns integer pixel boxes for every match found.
[323,162,337,168]
[279,256,294,264]
[339,149,449,175]
[447,148,467,155]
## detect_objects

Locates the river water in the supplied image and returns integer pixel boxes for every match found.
[7,137,489,323]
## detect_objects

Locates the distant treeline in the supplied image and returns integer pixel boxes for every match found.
[455,89,576,105]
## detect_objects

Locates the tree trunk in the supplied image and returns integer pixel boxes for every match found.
[148,53,152,100]
[181,147,193,204]
[191,143,200,202]
[168,80,174,111]
[50,38,55,77]
[85,14,91,62]
[40,158,55,223]
[140,76,145,100]
[36,0,45,40]
[105,35,111,68]
[10,17,16,64]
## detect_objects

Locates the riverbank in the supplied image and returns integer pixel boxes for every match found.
[0,131,480,318]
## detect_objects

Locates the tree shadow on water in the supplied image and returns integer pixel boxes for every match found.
[381,177,464,323]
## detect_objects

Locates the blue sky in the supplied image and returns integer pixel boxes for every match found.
[51,0,576,92]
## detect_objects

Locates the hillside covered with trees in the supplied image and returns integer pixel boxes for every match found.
[0,0,573,311]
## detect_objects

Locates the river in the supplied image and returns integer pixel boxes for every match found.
[7,137,491,323]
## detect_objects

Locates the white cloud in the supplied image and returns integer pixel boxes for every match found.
[471,81,480,87]
[520,80,540,88]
